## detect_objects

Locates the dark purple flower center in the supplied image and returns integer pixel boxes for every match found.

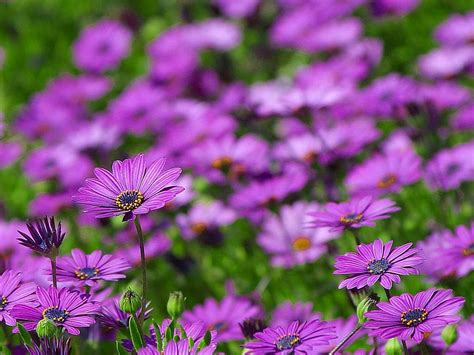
[43,306,69,323]
[116,190,144,211]
[1,296,7,310]
[400,308,428,327]
[75,267,99,280]
[211,321,227,331]
[446,163,460,175]
[276,334,301,350]
[340,213,363,225]
[367,258,391,275]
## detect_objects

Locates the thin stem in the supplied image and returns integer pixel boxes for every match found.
[51,257,57,288]
[419,341,430,355]
[373,336,378,355]
[351,229,362,246]
[329,323,362,355]
[384,288,391,301]
[134,216,147,325]
[402,340,409,355]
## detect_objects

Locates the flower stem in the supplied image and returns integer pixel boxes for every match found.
[51,257,57,288]
[351,229,362,246]
[134,216,147,325]
[329,323,363,354]
[402,340,409,355]
[419,341,430,355]
[384,288,391,300]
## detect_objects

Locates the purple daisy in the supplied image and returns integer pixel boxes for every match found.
[11,286,100,335]
[54,248,130,287]
[182,294,261,341]
[308,196,400,233]
[428,316,474,353]
[244,319,336,354]
[334,239,423,289]
[17,216,65,257]
[0,270,36,326]
[73,154,184,221]
[365,288,465,343]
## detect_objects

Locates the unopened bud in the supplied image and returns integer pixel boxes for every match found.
[385,338,403,355]
[441,324,458,346]
[167,291,185,319]
[356,294,378,324]
[36,318,60,338]
[120,288,141,314]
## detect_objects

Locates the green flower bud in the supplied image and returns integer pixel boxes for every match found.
[167,291,186,319]
[385,338,403,355]
[36,318,60,338]
[356,294,378,324]
[120,288,142,314]
[441,324,458,346]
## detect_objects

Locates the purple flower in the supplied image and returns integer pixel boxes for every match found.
[435,11,474,47]
[365,288,464,343]
[55,249,130,286]
[371,0,419,17]
[308,196,400,233]
[271,301,321,327]
[345,151,422,197]
[452,103,474,130]
[0,271,36,326]
[428,316,474,353]
[258,202,338,268]
[244,319,336,354]
[73,19,132,73]
[213,0,260,18]
[334,239,423,289]
[182,294,261,341]
[418,46,474,79]
[11,286,100,335]
[17,216,65,257]
[99,296,151,331]
[0,142,22,169]
[27,337,71,355]
[176,201,236,241]
[114,231,171,267]
[74,154,184,221]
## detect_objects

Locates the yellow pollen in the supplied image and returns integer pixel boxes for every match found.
[74,268,99,280]
[191,222,207,234]
[115,190,144,211]
[292,237,312,251]
[211,156,233,169]
[339,213,363,225]
[376,174,397,189]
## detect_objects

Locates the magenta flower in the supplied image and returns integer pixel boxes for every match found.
[308,196,400,233]
[55,249,130,286]
[17,216,65,257]
[11,286,100,335]
[73,154,184,221]
[0,271,36,326]
[335,239,423,289]
[435,11,474,47]
[428,316,474,353]
[244,319,336,354]
[182,294,261,341]
[73,19,132,73]
[365,289,464,343]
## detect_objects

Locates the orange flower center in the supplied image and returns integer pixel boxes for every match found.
[212,156,233,169]
[191,222,207,234]
[292,236,312,251]
[376,174,397,189]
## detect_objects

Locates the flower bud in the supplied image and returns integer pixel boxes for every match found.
[167,291,186,319]
[36,318,60,338]
[356,294,378,324]
[120,288,141,314]
[385,338,403,355]
[441,324,458,346]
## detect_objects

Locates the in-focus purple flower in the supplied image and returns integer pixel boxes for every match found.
[428,316,474,353]
[335,239,423,289]
[345,151,422,197]
[99,296,151,331]
[308,196,400,233]
[74,154,184,221]
[11,286,100,335]
[244,319,336,354]
[176,201,236,241]
[182,294,261,341]
[258,201,338,268]
[435,11,474,47]
[17,216,65,257]
[271,301,321,327]
[73,19,132,73]
[0,271,36,326]
[365,288,464,343]
[55,248,130,287]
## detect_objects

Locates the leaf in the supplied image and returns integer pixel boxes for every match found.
[152,320,162,352]
[115,341,129,355]
[128,317,144,351]
[17,323,33,347]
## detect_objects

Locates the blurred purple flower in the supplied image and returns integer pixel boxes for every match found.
[371,0,419,17]
[271,301,321,327]
[451,103,474,130]
[418,46,474,79]
[213,0,260,18]
[428,316,474,353]
[435,11,474,47]
[313,315,363,353]
[17,216,65,257]
[0,270,36,326]
[114,232,171,267]
[0,142,22,168]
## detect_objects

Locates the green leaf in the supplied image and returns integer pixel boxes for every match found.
[128,317,144,351]
[115,341,129,355]
[152,320,162,352]
[17,323,33,347]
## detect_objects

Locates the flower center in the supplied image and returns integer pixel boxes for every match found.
[191,222,207,234]
[340,213,363,225]
[74,267,99,280]
[292,236,312,251]
[115,190,144,211]
[446,163,460,175]
[462,243,474,256]
[376,174,397,189]
[276,334,301,350]
[43,306,69,323]
[209,321,228,332]
[302,151,317,163]
[367,258,391,275]
[212,156,233,169]
[0,296,7,310]
[400,308,428,327]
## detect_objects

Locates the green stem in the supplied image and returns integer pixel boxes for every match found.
[351,229,362,246]
[134,216,147,326]
[384,288,391,301]
[419,341,430,355]
[51,257,57,288]
[329,323,362,354]
[402,340,409,355]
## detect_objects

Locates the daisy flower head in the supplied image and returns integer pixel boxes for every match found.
[0,270,36,326]
[244,319,336,354]
[335,239,423,290]
[308,196,400,233]
[55,248,130,287]
[74,154,184,222]
[11,286,100,335]
[365,288,464,343]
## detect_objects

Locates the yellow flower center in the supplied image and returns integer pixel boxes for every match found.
[376,174,398,189]
[292,236,312,251]
[115,190,144,211]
